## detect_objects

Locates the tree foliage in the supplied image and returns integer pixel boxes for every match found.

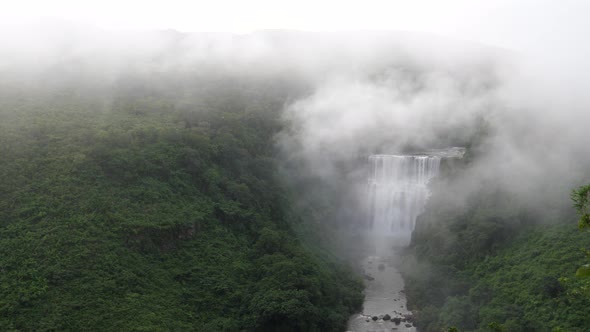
[0,73,362,331]
[571,184,590,229]
[571,184,590,296]
[401,183,590,332]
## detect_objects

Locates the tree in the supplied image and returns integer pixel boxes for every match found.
[571,184,590,229]
[571,184,590,278]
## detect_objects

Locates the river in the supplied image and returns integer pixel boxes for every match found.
[346,254,416,332]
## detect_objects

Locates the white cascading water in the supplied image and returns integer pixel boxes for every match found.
[367,154,441,249]
[347,152,455,332]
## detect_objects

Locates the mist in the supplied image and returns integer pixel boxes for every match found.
[3,21,589,220]
[277,32,590,223]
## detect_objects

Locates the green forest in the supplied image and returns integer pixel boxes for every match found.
[401,171,590,331]
[0,74,363,331]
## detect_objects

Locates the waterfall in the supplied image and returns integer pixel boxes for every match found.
[368,154,441,246]
[348,153,452,331]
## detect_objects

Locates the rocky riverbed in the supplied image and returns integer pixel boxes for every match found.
[346,255,417,332]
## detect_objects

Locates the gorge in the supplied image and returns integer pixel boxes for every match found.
[348,149,463,332]
[2,24,590,332]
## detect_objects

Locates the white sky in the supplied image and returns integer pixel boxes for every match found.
[1,0,589,56]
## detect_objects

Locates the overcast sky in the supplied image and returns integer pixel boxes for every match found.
[1,0,589,59]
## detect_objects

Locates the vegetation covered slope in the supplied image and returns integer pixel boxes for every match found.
[402,182,590,332]
[0,74,363,331]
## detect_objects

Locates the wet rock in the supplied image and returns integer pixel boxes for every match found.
[372,316,379,321]
[405,323,412,327]
[392,317,401,325]
[383,314,391,321]
[364,274,375,281]
[403,313,414,322]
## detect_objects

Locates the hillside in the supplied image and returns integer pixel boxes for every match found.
[0,74,363,331]
[402,183,590,332]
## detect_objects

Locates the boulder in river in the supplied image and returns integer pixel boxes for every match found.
[392,317,401,325]
[383,314,391,321]
[372,316,379,321]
